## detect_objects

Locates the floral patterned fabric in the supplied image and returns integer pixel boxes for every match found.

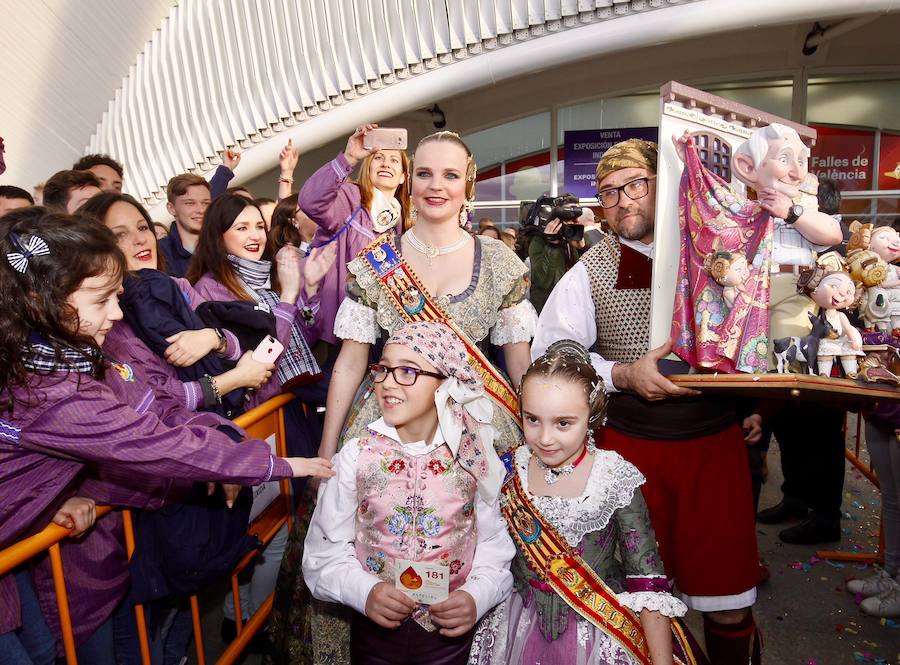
[670,140,773,374]
[355,432,477,628]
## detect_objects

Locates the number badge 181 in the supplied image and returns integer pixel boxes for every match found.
[395,559,450,605]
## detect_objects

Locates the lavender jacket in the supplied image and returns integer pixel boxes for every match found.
[0,363,292,638]
[298,152,381,344]
[193,273,319,405]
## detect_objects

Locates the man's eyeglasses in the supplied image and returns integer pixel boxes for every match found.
[368,364,446,386]
[596,175,656,209]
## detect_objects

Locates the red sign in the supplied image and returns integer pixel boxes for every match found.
[878,131,900,191]
[809,125,875,192]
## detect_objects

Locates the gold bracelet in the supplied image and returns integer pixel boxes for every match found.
[278,176,293,184]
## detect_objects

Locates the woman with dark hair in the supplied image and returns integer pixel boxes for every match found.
[187,194,336,636]
[187,194,335,397]
[298,123,410,344]
[268,195,319,257]
[0,208,333,665]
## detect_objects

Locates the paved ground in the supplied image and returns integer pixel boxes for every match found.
[190,437,898,665]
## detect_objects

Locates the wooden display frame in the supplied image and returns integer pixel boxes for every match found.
[668,372,900,403]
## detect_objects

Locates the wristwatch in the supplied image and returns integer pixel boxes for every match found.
[784,204,804,225]
[212,327,227,355]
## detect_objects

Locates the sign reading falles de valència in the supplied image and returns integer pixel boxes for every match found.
[563,127,659,199]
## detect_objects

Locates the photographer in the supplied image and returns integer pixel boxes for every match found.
[523,193,588,313]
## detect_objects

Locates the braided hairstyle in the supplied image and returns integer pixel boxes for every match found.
[520,339,608,427]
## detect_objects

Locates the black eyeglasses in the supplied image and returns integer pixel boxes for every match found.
[596,175,656,209]
[368,364,446,386]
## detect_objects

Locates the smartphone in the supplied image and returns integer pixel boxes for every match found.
[252,335,284,363]
[363,127,408,151]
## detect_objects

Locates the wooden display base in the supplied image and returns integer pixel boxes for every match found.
[668,373,900,403]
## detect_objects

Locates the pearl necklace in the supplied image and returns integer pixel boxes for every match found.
[405,229,470,264]
[535,445,590,485]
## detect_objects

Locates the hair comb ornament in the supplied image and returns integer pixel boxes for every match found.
[6,233,50,273]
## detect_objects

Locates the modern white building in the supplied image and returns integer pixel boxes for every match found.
[2,1,898,223]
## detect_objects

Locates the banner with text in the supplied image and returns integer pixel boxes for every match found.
[809,125,875,192]
[563,127,658,199]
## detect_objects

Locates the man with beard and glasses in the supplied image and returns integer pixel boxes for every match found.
[532,139,764,665]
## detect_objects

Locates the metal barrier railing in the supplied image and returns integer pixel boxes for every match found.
[816,414,884,564]
[0,393,297,665]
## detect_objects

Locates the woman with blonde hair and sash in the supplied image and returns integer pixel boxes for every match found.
[267,131,536,664]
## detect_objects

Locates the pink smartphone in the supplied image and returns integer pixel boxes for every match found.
[252,335,284,363]
[363,127,408,150]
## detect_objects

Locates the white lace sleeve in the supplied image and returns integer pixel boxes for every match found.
[334,297,379,344]
[490,299,538,346]
[616,591,688,618]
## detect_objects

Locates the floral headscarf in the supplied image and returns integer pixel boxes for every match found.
[385,322,503,503]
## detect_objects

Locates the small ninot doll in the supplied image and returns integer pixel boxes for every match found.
[704,250,750,309]
[798,254,864,378]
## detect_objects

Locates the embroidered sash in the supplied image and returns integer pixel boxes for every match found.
[501,470,700,665]
[358,236,521,426]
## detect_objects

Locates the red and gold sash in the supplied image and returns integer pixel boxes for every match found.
[502,470,701,665]
[358,236,521,426]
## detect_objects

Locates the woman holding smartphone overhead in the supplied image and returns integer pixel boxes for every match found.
[298,124,410,344]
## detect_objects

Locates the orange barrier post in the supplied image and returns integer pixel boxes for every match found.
[48,543,77,665]
[817,414,883,564]
[122,510,153,665]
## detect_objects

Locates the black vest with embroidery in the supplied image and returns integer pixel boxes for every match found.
[581,234,736,440]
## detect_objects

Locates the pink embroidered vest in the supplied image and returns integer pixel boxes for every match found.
[354,432,477,593]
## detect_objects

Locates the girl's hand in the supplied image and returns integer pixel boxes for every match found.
[275,244,303,304]
[279,139,300,175]
[233,352,275,390]
[430,590,477,637]
[303,243,338,298]
[52,497,97,537]
[365,582,416,629]
[285,456,335,479]
[343,124,378,167]
[165,329,221,366]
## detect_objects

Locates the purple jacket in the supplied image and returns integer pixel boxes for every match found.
[298,152,380,344]
[192,273,315,405]
[0,364,292,637]
[104,277,241,412]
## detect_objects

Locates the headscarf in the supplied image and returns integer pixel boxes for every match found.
[594,139,658,187]
[384,322,504,503]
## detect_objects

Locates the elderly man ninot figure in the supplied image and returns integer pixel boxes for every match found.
[671,124,843,372]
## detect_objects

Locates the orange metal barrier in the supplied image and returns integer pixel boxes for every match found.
[0,393,297,665]
[817,414,884,564]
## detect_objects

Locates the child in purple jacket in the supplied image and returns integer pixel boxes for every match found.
[0,209,334,663]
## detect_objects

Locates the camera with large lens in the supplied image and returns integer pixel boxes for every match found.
[519,195,584,241]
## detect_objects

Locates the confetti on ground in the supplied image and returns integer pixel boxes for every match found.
[826,560,846,568]
[879,618,899,629]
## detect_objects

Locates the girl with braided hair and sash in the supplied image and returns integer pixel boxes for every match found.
[302,322,515,665]
[471,341,703,665]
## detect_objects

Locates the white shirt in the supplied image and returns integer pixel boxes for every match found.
[531,237,654,393]
[771,217,831,267]
[302,418,515,618]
